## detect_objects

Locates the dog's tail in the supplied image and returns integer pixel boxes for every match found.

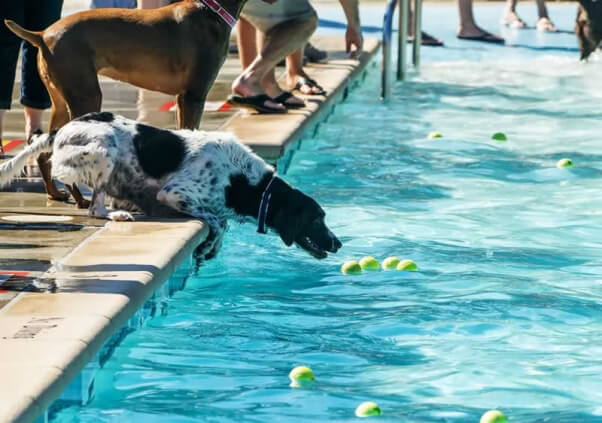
[0,131,56,187]
[4,20,48,54]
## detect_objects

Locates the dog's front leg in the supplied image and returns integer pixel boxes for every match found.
[192,214,227,263]
[89,189,134,222]
[156,185,225,263]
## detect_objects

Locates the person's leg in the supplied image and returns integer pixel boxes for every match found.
[24,0,70,200]
[284,48,323,96]
[23,0,63,138]
[237,17,258,69]
[535,0,556,32]
[457,0,504,42]
[0,110,5,156]
[232,15,316,111]
[0,1,25,155]
[501,0,526,28]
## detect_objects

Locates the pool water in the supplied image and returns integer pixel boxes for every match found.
[52,4,602,423]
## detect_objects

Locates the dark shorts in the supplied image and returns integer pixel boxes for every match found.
[0,0,64,110]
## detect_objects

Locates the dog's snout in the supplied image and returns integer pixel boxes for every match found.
[329,233,342,253]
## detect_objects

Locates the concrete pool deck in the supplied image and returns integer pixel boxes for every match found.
[0,35,379,423]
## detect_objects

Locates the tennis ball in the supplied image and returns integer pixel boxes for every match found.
[428,131,443,139]
[381,256,400,270]
[289,366,315,388]
[355,401,382,417]
[341,261,362,275]
[480,410,507,423]
[556,158,573,168]
[397,259,418,271]
[359,256,380,271]
[491,132,507,141]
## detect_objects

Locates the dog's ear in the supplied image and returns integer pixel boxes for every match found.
[270,188,313,247]
[272,206,302,246]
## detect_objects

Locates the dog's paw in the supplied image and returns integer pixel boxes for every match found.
[108,210,135,222]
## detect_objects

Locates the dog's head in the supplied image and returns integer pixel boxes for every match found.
[267,178,342,259]
[225,173,342,259]
[576,0,602,60]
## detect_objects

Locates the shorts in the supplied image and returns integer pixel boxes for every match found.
[241,0,316,33]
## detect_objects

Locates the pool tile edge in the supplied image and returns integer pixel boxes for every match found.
[0,219,208,423]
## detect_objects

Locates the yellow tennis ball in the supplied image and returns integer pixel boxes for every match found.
[556,158,573,168]
[397,259,418,271]
[289,366,315,387]
[381,256,400,270]
[341,261,362,275]
[355,401,382,417]
[428,131,443,139]
[480,410,507,423]
[491,132,507,141]
[359,256,380,271]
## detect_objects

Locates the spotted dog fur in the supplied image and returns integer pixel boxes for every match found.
[0,112,342,262]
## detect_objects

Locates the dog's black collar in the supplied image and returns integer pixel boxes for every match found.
[257,175,276,234]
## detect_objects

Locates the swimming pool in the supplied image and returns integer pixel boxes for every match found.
[51,4,602,422]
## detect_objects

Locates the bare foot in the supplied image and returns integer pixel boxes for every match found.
[536,17,557,32]
[501,11,527,29]
[287,73,326,95]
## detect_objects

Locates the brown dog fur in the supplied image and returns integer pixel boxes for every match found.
[4,0,255,206]
[576,0,602,61]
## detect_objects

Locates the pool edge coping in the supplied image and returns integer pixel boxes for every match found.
[0,219,208,423]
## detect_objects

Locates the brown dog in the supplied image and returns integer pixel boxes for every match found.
[5,0,272,207]
[576,0,602,60]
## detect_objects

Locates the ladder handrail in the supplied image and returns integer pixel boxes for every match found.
[381,0,422,100]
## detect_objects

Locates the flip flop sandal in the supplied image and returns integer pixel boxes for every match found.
[273,92,306,109]
[457,33,505,44]
[407,32,445,47]
[304,42,328,63]
[293,77,327,96]
[227,94,287,114]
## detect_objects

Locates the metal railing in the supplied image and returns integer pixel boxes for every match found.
[381,0,422,100]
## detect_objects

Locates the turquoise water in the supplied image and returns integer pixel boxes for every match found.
[52,5,602,423]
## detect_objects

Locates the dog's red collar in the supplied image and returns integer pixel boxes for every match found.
[200,0,236,28]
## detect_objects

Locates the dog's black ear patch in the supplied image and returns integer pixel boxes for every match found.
[75,112,115,123]
[225,173,270,217]
[133,123,186,179]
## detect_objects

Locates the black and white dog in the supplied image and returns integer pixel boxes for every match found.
[0,112,342,261]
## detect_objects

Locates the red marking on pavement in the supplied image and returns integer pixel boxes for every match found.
[217,102,232,112]
[158,100,176,112]
[2,139,24,153]
[0,271,29,277]
[158,100,231,113]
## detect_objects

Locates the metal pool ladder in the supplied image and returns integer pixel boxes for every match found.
[381,0,422,100]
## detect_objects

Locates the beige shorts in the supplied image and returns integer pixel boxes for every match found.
[241,0,316,33]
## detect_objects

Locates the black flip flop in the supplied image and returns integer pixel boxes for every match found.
[293,77,327,96]
[457,33,505,44]
[273,92,306,109]
[227,94,287,114]
[408,32,445,47]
